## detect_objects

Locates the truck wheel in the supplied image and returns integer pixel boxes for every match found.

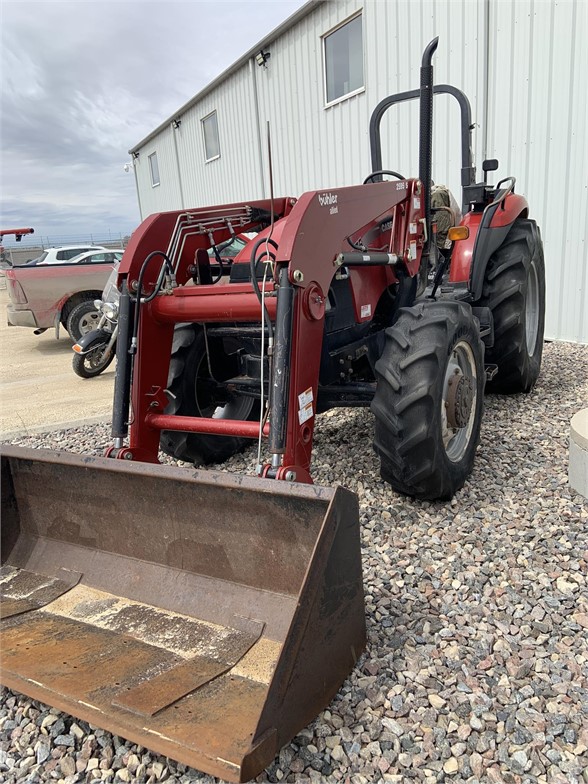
[372,301,485,500]
[66,301,100,341]
[478,219,545,393]
[72,337,114,379]
[160,324,259,465]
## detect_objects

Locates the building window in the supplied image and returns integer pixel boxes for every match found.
[202,111,220,161]
[148,152,160,187]
[323,13,364,105]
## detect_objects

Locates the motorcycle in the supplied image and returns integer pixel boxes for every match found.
[71,235,251,378]
[72,265,119,378]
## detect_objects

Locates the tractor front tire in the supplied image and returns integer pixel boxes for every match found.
[479,219,545,393]
[372,301,485,500]
[160,323,258,465]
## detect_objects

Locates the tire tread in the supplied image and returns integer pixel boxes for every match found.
[372,301,484,500]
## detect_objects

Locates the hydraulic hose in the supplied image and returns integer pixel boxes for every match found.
[250,236,278,342]
[129,251,175,355]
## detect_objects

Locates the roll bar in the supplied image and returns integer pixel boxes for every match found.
[369,84,476,215]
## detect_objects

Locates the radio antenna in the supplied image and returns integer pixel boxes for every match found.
[256,121,277,473]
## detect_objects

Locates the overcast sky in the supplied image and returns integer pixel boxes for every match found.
[0,0,306,246]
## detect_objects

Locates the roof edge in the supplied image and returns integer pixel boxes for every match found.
[129,0,323,154]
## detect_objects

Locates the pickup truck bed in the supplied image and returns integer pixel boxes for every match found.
[5,261,114,339]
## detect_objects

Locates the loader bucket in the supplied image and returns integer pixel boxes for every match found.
[0,445,365,782]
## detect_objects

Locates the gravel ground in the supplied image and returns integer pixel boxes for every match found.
[1,340,587,784]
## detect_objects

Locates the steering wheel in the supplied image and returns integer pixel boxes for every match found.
[363,170,404,184]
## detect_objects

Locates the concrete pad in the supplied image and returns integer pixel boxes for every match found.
[569,408,588,499]
[0,287,114,437]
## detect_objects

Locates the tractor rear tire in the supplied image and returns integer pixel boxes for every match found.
[160,323,258,465]
[372,301,485,500]
[478,219,545,393]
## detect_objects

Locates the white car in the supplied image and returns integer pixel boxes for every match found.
[67,249,124,265]
[27,245,108,266]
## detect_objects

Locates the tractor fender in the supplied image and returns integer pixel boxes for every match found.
[450,193,529,300]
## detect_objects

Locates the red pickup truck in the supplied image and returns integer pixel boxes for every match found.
[5,259,117,341]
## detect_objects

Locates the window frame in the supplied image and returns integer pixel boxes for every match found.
[202,110,221,163]
[322,11,365,108]
[58,248,88,261]
[148,151,160,187]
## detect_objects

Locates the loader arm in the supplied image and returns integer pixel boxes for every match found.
[111,182,424,480]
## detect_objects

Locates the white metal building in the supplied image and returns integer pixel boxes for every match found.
[130,0,587,344]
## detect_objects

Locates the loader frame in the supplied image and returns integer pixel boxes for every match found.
[109,181,426,481]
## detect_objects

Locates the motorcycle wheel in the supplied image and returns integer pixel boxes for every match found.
[72,337,115,378]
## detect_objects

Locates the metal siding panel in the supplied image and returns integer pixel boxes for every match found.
[553,0,586,343]
[487,0,587,343]
[571,2,588,344]
[132,0,586,342]
[369,1,484,202]
[135,132,182,218]
[255,0,367,196]
[171,66,262,208]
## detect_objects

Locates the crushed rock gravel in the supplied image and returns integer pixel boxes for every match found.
[1,340,587,784]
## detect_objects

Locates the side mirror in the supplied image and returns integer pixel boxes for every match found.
[482,158,499,185]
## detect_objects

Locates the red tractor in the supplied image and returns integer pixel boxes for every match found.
[1,40,546,781]
[107,37,544,500]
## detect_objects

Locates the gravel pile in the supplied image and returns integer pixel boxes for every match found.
[2,340,587,784]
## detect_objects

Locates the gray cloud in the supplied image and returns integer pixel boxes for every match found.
[1,0,305,245]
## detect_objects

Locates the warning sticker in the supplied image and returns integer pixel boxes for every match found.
[298,387,314,424]
[413,196,421,210]
[409,241,417,260]
[360,304,372,319]
[298,387,313,409]
[298,402,314,425]
[409,222,417,234]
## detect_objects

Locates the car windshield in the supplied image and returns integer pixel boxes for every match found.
[208,236,247,259]
[27,252,48,265]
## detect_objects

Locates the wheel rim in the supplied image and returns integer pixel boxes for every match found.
[525,259,540,357]
[86,345,109,371]
[195,354,254,422]
[441,340,478,462]
[79,311,100,336]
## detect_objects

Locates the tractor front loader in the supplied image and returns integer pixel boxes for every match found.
[1,39,545,781]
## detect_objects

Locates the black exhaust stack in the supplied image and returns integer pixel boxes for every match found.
[419,37,439,254]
